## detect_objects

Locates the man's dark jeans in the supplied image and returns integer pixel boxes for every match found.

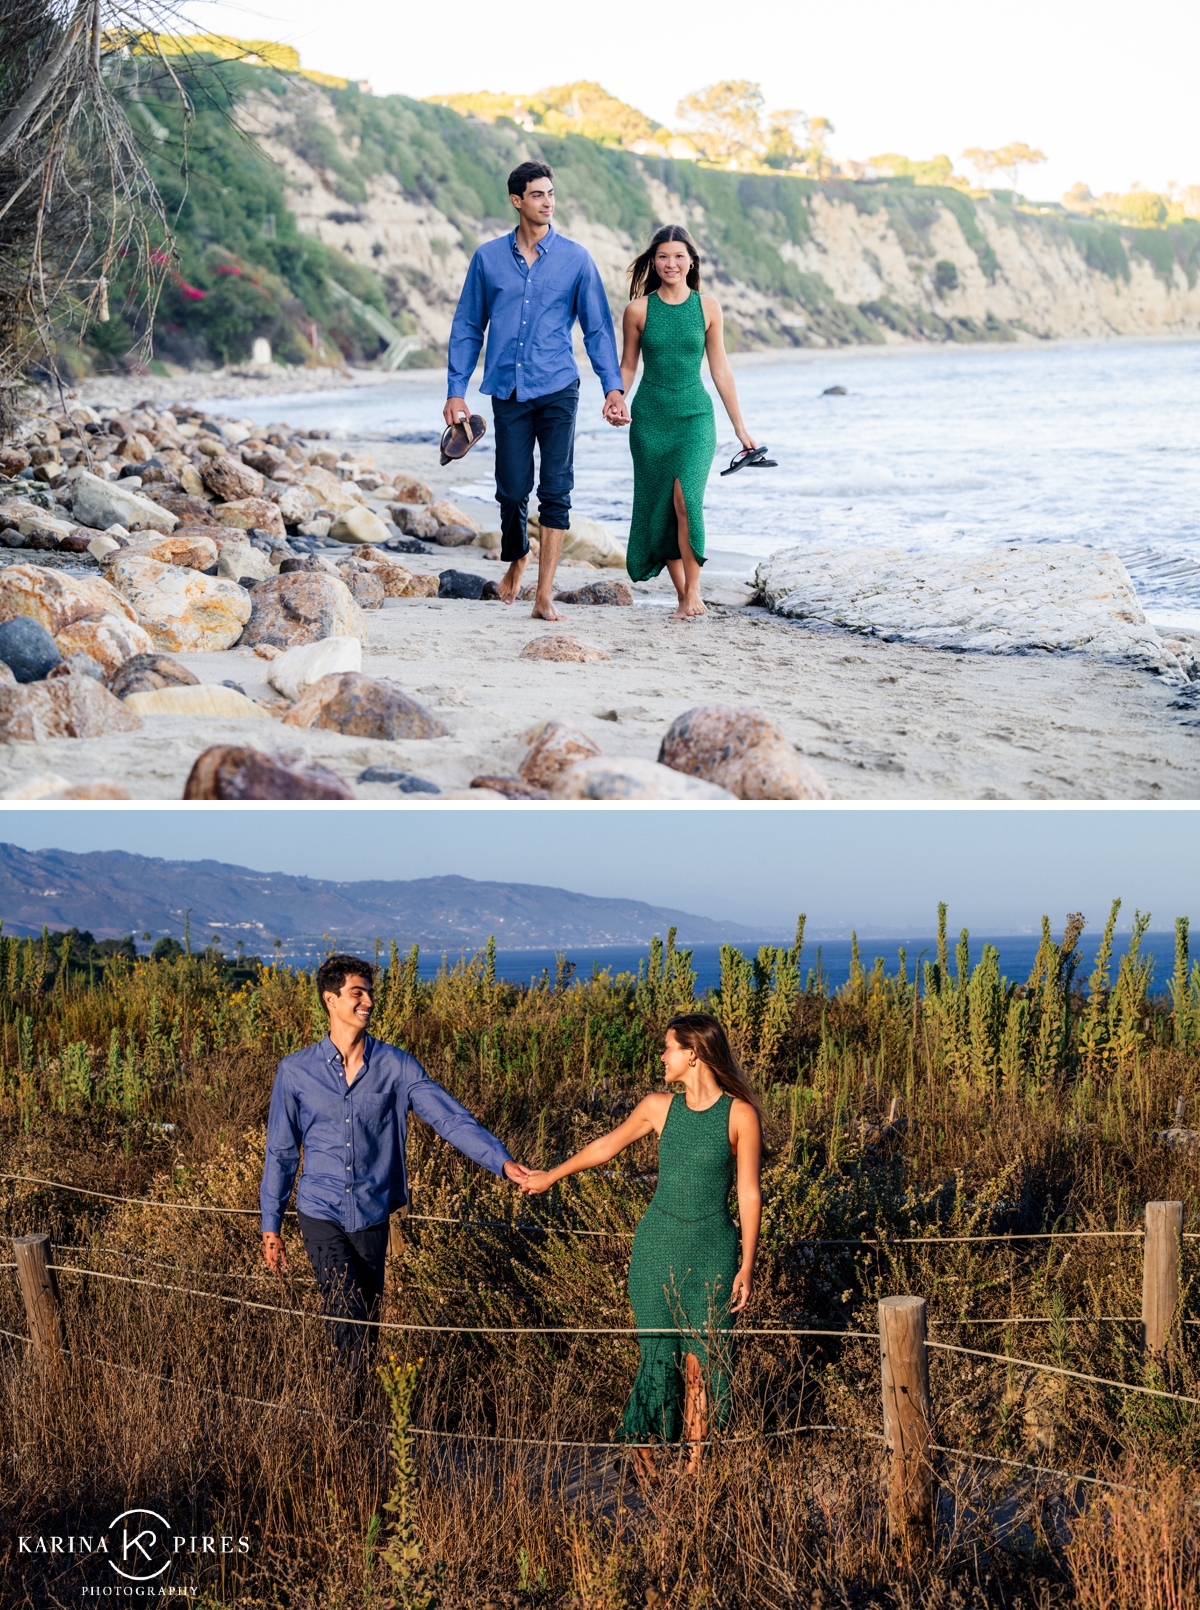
[297,1210,389,1376]
[492,379,579,562]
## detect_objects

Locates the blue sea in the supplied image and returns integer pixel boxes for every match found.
[269,930,1184,998]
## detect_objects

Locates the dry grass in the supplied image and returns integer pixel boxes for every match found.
[0,912,1198,1606]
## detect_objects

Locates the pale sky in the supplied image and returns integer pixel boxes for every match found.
[177,0,1200,202]
[2,809,1197,936]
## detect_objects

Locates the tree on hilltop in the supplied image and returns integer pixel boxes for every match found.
[962,141,1048,193]
[676,80,766,165]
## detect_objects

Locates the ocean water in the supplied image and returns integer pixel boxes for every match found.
[271,931,1183,998]
[206,337,1200,628]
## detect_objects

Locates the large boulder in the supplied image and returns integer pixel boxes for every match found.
[56,613,154,676]
[123,684,269,719]
[216,541,275,584]
[275,485,320,526]
[280,672,448,739]
[0,673,142,742]
[267,636,362,701]
[389,474,433,505]
[301,465,363,515]
[530,512,626,568]
[150,491,219,524]
[182,745,355,800]
[199,454,264,502]
[101,530,219,571]
[341,571,385,610]
[0,564,138,635]
[753,542,1185,682]
[329,504,391,546]
[68,470,178,534]
[551,757,735,799]
[658,705,832,800]
[0,616,60,681]
[106,555,252,652]
[439,570,500,600]
[519,635,611,663]
[430,499,482,533]
[108,652,199,700]
[518,719,603,792]
[388,504,439,538]
[214,497,286,538]
[238,572,368,650]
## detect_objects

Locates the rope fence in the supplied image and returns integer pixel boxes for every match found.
[0,1321,1147,1497]
[4,1183,1197,1544]
[2,1171,1187,1245]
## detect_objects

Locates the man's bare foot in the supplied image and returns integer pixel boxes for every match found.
[497,557,527,605]
[531,596,564,621]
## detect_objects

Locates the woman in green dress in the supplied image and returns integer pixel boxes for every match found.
[615,226,760,619]
[520,1012,762,1476]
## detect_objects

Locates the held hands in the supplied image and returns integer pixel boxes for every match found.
[261,1232,288,1279]
[503,1160,532,1186]
[730,1264,754,1313]
[602,390,630,428]
[519,1169,555,1196]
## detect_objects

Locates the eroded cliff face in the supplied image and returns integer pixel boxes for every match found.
[238,84,1200,356]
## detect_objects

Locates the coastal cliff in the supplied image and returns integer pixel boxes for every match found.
[104,64,1200,371]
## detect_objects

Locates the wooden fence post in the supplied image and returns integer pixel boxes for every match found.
[1142,1201,1183,1362]
[13,1233,63,1360]
[879,1295,933,1545]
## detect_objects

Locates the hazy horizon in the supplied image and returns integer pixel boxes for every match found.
[2,810,1196,937]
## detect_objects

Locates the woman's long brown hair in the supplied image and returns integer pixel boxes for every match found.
[665,1013,763,1123]
[628,224,702,299]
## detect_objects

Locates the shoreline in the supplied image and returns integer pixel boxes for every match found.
[56,326,1200,415]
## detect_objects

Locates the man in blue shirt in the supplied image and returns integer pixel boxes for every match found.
[445,160,629,618]
[260,953,528,1375]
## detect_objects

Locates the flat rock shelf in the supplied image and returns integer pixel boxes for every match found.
[755,545,1190,685]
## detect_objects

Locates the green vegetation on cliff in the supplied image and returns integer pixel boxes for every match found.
[78,56,1200,373]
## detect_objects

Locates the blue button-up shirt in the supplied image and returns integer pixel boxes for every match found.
[259,1034,512,1234]
[447,225,623,402]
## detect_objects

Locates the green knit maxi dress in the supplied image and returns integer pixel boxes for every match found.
[625,291,717,583]
[618,1092,738,1444]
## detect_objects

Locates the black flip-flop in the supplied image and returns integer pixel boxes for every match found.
[439,414,488,466]
[719,445,777,476]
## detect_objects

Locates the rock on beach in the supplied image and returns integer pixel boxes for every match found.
[267,637,362,701]
[106,555,252,652]
[519,636,611,663]
[658,705,831,800]
[0,673,142,742]
[755,543,1186,682]
[182,745,355,800]
[280,673,448,740]
[68,470,178,534]
[108,653,199,699]
[239,572,368,650]
[519,719,603,792]
[551,757,735,799]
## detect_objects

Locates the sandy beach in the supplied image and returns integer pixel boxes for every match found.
[2,593,1194,801]
[2,401,1198,801]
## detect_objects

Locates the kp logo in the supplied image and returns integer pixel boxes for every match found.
[110,1511,171,1582]
[17,1508,250,1596]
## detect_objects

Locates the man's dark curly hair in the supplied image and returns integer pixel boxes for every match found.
[316,954,375,1013]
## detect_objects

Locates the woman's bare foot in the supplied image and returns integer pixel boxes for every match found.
[497,557,527,605]
[632,1449,661,1483]
[669,594,707,620]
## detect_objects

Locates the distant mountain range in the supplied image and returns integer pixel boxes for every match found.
[0,844,775,951]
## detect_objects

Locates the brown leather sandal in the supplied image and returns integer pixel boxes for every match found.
[439,413,488,465]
